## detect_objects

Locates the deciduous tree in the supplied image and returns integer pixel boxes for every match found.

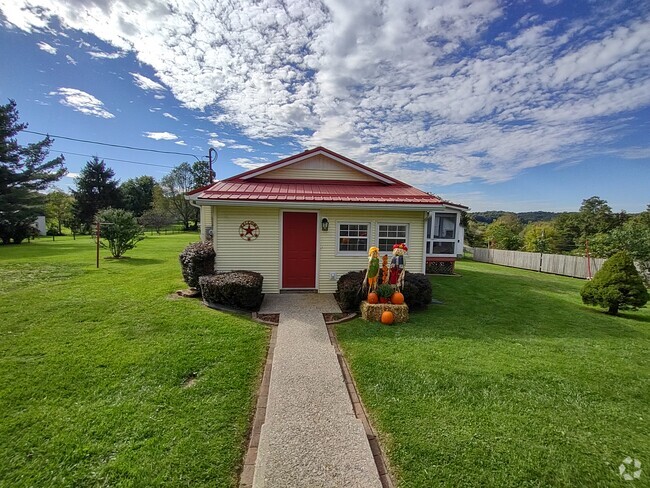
[160,162,199,230]
[120,175,155,217]
[97,208,145,258]
[45,190,74,235]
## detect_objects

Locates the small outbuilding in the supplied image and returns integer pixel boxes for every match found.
[187,147,467,294]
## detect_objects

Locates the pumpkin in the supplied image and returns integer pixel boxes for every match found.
[367,292,379,304]
[381,310,395,325]
[391,291,405,305]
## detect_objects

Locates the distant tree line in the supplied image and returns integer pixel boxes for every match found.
[0,99,211,244]
[464,197,650,278]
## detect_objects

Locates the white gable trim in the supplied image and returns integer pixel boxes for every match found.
[240,149,395,185]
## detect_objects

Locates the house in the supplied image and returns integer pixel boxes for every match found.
[187,147,467,294]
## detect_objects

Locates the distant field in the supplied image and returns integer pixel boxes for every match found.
[337,260,650,487]
[0,235,268,487]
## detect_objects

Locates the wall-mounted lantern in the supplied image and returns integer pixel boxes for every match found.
[321,218,329,232]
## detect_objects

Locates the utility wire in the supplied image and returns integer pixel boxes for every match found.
[56,149,176,169]
[23,129,204,162]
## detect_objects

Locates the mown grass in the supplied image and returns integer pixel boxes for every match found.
[336,260,650,487]
[0,234,269,487]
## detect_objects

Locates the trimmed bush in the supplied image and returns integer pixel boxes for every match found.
[335,270,366,312]
[335,269,432,311]
[179,241,216,288]
[402,272,433,310]
[199,271,264,311]
[581,251,648,315]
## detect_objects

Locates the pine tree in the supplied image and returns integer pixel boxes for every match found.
[581,251,648,315]
[71,157,121,231]
[0,100,66,244]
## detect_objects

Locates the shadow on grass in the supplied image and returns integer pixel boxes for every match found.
[105,257,166,266]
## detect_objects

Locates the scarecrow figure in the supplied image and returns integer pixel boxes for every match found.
[363,246,380,292]
[387,243,408,290]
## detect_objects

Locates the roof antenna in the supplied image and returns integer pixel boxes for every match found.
[208,148,218,183]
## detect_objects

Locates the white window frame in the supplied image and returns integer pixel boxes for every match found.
[336,221,371,256]
[376,222,409,254]
[426,211,460,256]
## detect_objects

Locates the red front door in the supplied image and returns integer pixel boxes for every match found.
[282,212,317,288]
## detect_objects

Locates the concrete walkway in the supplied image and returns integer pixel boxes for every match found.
[253,294,382,488]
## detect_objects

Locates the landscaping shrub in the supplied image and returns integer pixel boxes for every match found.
[336,270,366,312]
[179,241,216,288]
[581,251,648,315]
[335,269,432,311]
[402,272,433,310]
[97,208,145,258]
[199,271,264,311]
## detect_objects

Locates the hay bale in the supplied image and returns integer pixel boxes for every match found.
[360,301,409,323]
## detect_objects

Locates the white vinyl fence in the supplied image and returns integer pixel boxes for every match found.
[469,247,606,279]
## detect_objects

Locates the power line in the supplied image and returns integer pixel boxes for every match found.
[56,149,176,169]
[23,129,204,162]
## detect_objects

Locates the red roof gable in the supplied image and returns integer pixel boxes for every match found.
[188,146,467,209]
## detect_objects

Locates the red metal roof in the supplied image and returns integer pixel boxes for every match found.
[188,147,466,208]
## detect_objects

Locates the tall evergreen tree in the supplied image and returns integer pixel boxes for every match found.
[71,156,121,231]
[0,100,66,244]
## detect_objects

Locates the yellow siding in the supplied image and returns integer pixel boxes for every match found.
[213,206,280,293]
[209,205,426,294]
[317,209,426,293]
[200,205,212,241]
[260,154,377,182]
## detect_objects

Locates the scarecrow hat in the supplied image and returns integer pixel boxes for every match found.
[392,242,408,252]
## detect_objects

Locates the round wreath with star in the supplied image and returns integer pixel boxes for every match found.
[239,220,260,241]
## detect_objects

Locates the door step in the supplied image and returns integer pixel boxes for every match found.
[280,289,318,294]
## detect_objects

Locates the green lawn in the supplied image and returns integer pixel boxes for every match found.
[336,260,650,487]
[0,234,268,487]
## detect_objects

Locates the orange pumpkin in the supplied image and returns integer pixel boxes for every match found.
[391,291,405,305]
[381,310,395,325]
[367,292,379,304]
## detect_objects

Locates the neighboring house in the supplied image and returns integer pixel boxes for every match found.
[187,147,467,294]
[34,216,47,236]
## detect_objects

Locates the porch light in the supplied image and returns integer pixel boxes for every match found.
[321,218,329,232]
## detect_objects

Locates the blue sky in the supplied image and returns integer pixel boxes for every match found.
[0,0,648,213]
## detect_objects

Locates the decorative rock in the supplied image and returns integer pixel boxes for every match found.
[360,301,409,323]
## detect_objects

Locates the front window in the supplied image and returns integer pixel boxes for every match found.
[338,223,369,253]
[377,224,408,252]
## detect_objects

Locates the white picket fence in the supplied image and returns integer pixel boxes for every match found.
[469,247,606,279]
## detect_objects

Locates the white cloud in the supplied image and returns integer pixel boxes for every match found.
[130,72,165,92]
[232,158,266,170]
[37,41,56,54]
[49,87,114,118]
[163,112,178,121]
[65,54,76,65]
[153,94,165,99]
[174,140,187,145]
[88,49,124,59]
[143,131,178,140]
[3,0,649,185]
[230,143,254,152]
[64,171,80,178]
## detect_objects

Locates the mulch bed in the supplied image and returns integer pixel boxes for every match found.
[252,313,280,325]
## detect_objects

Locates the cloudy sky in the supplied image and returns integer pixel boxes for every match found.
[1,0,648,212]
